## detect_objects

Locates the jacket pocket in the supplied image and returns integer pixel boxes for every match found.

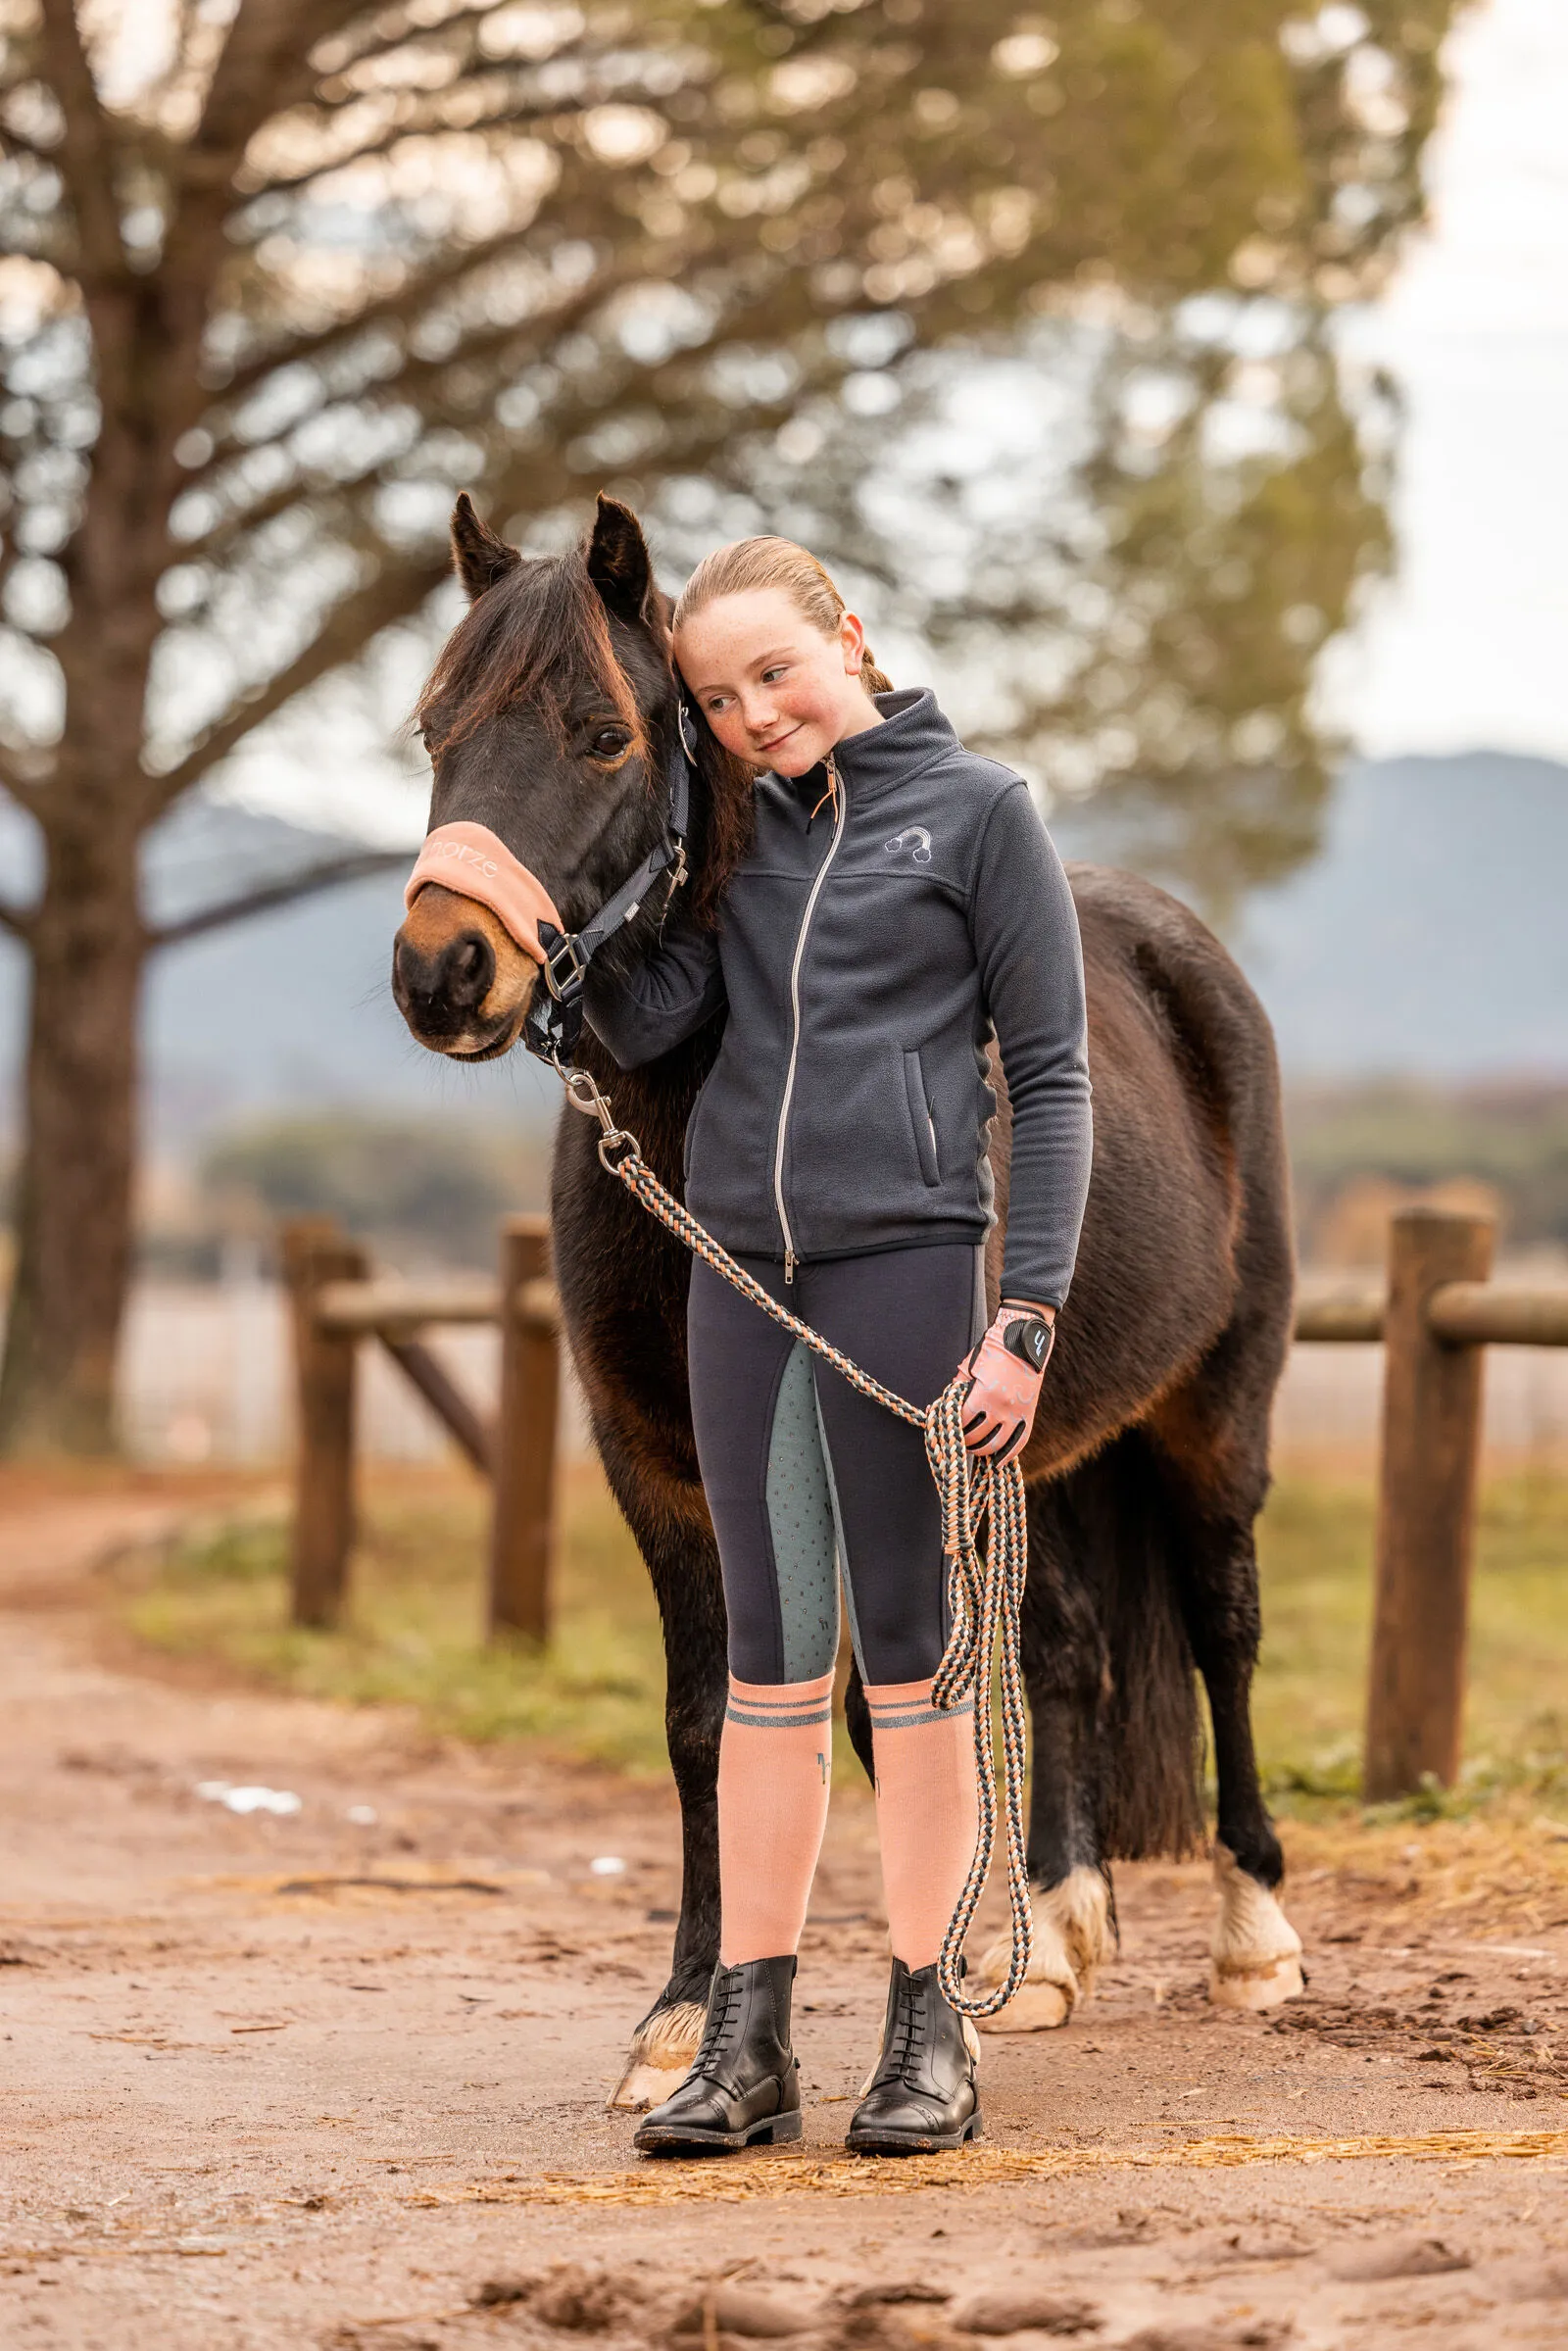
[903,1050,941,1188]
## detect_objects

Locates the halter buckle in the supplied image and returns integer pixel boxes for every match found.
[544,930,589,1002]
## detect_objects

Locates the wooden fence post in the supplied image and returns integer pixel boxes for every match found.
[1363,1206,1495,1800]
[282,1218,368,1631]
[489,1213,559,1641]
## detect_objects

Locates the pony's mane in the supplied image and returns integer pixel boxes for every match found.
[416,534,758,930]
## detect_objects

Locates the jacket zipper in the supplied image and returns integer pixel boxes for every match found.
[774,755,845,1282]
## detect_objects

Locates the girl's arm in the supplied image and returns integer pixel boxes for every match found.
[968,784,1094,1311]
[581,907,727,1069]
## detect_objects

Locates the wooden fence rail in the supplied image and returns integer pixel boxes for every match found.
[282,1212,560,1641]
[284,1200,1568,1801]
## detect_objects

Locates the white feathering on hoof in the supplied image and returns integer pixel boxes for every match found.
[606,1997,706,2111]
[1208,1842,1304,2011]
[973,1866,1113,2034]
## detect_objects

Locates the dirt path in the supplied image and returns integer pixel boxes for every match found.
[3,1480,1568,2350]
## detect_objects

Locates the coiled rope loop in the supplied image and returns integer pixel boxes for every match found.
[557,1064,1032,2020]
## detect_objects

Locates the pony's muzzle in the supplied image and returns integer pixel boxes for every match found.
[392,884,537,1057]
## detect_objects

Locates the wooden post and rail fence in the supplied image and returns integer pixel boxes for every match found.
[281,1213,559,1643]
[284,1203,1568,1803]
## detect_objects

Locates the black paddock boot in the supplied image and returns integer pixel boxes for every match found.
[846,1958,981,2155]
[633,1956,802,2155]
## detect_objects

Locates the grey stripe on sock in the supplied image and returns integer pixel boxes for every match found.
[725,1701,833,1730]
[867,1699,975,1731]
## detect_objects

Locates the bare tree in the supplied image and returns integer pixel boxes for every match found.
[0,0,1454,1450]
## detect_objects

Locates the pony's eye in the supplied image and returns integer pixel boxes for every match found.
[590,726,632,759]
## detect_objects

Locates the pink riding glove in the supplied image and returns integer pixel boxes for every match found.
[958,1307,1055,1465]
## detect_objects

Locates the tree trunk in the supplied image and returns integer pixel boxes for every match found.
[0,842,144,1456]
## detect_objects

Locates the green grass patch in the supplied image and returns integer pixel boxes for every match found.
[122,1462,1568,1806]
[122,1466,672,1774]
[1255,1468,1568,1815]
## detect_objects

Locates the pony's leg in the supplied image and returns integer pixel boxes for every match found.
[603,1480,728,2110]
[844,1657,874,1785]
[972,1487,1115,2033]
[1156,1445,1303,2013]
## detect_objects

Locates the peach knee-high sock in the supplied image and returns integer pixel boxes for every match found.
[865,1678,979,1971]
[717,1670,834,1966]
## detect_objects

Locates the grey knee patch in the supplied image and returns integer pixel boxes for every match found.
[765,1342,841,1682]
[812,1380,864,1681]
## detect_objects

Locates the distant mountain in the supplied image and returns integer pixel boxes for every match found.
[1057,750,1568,1079]
[2,748,1563,1154]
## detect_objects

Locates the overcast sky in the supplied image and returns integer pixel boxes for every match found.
[1322,0,1568,764]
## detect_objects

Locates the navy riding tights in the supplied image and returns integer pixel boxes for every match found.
[686,1245,986,1688]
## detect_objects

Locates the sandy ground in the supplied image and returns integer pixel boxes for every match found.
[4,1479,1568,2350]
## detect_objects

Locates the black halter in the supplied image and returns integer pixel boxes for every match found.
[522,697,696,1064]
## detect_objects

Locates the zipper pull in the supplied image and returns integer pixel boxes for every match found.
[807,756,838,829]
[785,1249,797,1285]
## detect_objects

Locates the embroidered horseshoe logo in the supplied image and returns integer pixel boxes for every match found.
[886,826,933,864]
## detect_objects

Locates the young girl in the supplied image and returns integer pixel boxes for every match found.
[583,537,1093,2156]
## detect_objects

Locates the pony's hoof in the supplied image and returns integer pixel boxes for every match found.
[1208,1952,1305,2011]
[607,1997,706,2111]
[972,1866,1113,2035]
[979,1981,1072,2033]
[610,2059,692,2112]
[1208,1843,1304,2013]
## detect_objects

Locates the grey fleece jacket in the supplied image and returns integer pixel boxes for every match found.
[582,689,1093,1308]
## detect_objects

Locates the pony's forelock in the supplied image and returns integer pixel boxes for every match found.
[416,545,639,756]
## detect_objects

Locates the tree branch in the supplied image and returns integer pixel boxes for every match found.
[248,88,561,197]
[0,121,60,167]
[146,551,449,809]
[0,743,44,813]
[215,211,617,404]
[320,3,515,78]
[35,0,125,276]
[162,0,370,293]
[150,846,413,948]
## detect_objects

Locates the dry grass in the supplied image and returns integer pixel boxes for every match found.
[408,2127,1568,2208]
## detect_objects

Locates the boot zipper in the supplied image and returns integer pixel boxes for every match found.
[774,755,845,1283]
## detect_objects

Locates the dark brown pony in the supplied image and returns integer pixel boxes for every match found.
[393,493,1303,2106]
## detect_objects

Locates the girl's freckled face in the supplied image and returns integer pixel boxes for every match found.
[674,587,879,776]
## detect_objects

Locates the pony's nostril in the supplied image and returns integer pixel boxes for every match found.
[441,930,494,1009]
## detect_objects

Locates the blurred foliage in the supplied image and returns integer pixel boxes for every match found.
[0,0,1464,1446]
[0,0,1458,895]
[198,1111,549,1270]
[1288,1080,1568,1261]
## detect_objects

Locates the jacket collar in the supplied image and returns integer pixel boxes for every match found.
[780,688,960,810]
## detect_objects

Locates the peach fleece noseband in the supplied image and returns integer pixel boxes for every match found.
[404,822,562,965]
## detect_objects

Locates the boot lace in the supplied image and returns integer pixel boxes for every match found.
[879,1979,928,2088]
[689,1970,744,2080]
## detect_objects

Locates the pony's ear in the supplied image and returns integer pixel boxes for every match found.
[587,493,657,626]
[450,492,520,604]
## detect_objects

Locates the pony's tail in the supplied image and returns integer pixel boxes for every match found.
[1033,1430,1205,1859]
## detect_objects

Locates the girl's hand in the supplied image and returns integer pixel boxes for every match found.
[958,1304,1055,1465]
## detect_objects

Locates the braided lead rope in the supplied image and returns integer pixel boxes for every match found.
[563,1078,1033,2020]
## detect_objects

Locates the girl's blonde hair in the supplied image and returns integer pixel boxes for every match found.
[671,535,892,695]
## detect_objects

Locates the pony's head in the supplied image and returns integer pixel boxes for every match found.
[393,493,750,1060]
